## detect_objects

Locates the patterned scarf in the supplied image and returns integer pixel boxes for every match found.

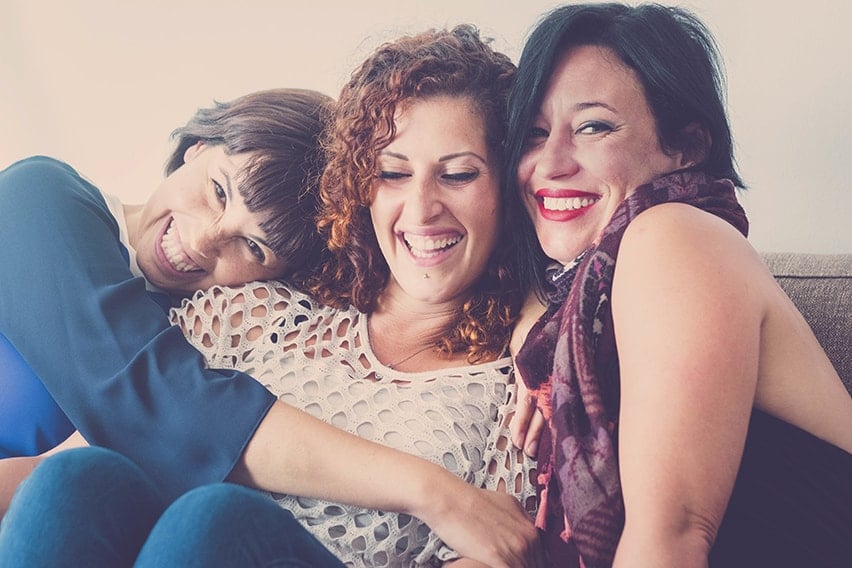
[515,171,749,567]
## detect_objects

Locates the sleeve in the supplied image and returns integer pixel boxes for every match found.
[0,157,275,499]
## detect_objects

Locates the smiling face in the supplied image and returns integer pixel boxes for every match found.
[517,44,687,264]
[369,96,500,306]
[127,143,289,296]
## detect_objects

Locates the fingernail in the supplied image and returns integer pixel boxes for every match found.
[526,440,538,457]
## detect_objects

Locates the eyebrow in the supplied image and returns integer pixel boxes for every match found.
[379,150,488,164]
[574,101,618,113]
[219,166,276,257]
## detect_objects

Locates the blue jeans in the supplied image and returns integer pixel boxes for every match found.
[0,447,345,567]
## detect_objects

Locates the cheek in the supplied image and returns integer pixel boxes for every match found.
[516,152,536,188]
[368,201,387,237]
[368,201,395,256]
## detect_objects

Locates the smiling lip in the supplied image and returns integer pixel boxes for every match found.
[534,188,599,222]
[399,230,463,267]
[154,217,202,278]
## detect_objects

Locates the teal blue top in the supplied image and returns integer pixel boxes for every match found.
[0,156,275,498]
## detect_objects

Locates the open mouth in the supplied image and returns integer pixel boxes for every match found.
[160,219,202,273]
[402,233,462,258]
[540,195,599,212]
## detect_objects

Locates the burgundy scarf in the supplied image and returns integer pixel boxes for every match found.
[516,172,749,567]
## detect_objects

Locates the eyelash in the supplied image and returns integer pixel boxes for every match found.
[213,179,266,263]
[576,121,613,135]
[528,126,548,140]
[527,121,614,142]
[245,239,265,262]
[442,171,478,184]
[377,171,409,180]
[376,171,479,184]
[213,180,227,203]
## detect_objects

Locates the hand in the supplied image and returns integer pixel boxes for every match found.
[509,377,546,459]
[423,481,546,568]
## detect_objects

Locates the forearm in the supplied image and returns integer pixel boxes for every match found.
[229,400,456,516]
[614,521,712,568]
[230,401,544,568]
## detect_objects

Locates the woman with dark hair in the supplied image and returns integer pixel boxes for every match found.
[0,88,331,482]
[0,26,544,567]
[505,3,852,566]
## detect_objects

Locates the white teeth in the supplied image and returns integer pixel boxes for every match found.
[403,233,462,258]
[161,220,201,272]
[541,196,598,211]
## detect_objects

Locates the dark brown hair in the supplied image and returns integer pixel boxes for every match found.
[308,25,521,363]
[166,88,332,284]
[505,3,743,293]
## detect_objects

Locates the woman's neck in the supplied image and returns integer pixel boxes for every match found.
[368,284,467,371]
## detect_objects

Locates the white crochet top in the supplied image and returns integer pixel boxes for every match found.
[171,281,538,567]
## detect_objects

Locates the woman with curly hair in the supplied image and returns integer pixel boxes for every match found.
[0,26,545,568]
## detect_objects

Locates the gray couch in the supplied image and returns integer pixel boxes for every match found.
[762,252,851,393]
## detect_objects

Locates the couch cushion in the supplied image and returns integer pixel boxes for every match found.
[762,253,851,393]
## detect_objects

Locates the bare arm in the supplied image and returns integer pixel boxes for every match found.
[232,399,543,567]
[611,205,763,567]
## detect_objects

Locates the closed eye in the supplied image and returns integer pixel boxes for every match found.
[377,171,410,180]
[442,171,479,184]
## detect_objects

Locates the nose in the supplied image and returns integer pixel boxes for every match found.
[406,176,444,223]
[536,135,579,181]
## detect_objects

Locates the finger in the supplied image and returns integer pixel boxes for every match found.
[523,410,546,458]
[510,379,537,449]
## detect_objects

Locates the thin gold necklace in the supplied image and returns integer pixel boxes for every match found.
[386,344,436,370]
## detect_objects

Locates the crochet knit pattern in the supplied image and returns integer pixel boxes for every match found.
[172,282,538,567]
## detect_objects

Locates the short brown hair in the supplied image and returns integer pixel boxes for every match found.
[309,25,520,363]
[166,88,332,284]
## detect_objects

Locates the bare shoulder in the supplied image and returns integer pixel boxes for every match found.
[617,202,771,301]
[618,204,852,451]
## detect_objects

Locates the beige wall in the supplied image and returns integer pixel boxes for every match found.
[2,0,849,253]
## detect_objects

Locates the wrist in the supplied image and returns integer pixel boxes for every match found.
[406,461,465,522]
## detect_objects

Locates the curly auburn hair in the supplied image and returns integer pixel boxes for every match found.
[307,24,521,363]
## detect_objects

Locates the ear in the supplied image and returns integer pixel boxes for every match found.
[182,141,206,164]
[677,121,711,168]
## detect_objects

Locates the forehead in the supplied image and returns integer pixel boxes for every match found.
[206,145,255,173]
[542,44,648,110]
[386,96,488,151]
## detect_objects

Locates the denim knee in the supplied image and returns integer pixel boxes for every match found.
[137,484,345,568]
[0,447,167,568]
